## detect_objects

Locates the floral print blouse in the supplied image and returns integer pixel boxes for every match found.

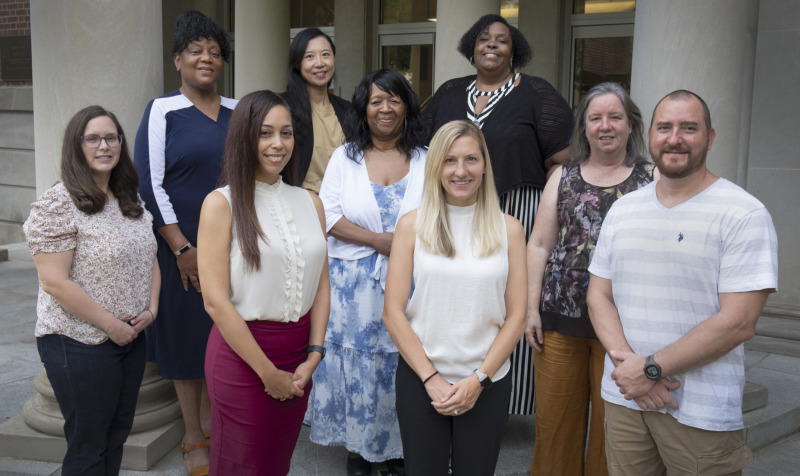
[23,182,157,345]
[540,162,655,339]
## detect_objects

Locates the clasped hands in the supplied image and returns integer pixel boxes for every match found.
[107,309,155,346]
[609,350,681,411]
[424,373,483,417]
[262,360,316,402]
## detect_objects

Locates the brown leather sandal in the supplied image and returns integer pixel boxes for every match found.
[180,439,209,476]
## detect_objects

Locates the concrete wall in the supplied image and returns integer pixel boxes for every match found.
[747,0,800,311]
[0,86,34,244]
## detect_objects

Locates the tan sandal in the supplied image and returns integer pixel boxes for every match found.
[180,439,209,476]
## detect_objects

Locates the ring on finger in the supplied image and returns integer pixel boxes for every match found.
[454,409,459,415]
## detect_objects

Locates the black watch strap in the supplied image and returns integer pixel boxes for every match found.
[644,354,662,381]
[474,369,492,389]
[307,345,326,360]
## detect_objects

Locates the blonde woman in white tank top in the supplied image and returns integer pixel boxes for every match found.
[383,120,527,475]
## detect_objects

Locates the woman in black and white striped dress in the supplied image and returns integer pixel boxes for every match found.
[423,13,573,414]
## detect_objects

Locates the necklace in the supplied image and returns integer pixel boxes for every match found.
[475,72,513,94]
[371,144,397,153]
[467,73,519,127]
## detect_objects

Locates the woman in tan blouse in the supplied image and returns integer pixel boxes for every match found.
[282,27,352,193]
[24,105,159,475]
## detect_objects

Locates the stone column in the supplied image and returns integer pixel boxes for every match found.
[30,0,165,193]
[518,0,562,88]
[234,0,289,97]
[744,1,800,313]
[434,0,498,90]
[630,0,759,185]
[7,1,184,470]
[334,0,368,100]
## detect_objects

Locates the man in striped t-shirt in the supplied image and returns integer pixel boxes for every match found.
[587,90,778,476]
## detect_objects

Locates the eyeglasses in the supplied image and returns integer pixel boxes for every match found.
[81,134,124,148]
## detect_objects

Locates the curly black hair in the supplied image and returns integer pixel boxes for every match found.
[456,14,532,69]
[344,69,428,163]
[172,10,231,62]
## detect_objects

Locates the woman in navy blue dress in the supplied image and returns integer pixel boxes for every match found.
[134,11,237,475]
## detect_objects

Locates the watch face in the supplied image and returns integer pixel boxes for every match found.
[646,366,658,378]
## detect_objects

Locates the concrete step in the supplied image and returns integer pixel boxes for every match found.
[743,401,800,450]
[756,315,800,341]
[746,335,800,358]
[743,381,768,413]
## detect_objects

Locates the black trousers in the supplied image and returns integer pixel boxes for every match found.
[395,358,511,476]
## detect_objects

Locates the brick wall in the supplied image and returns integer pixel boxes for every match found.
[0,0,32,86]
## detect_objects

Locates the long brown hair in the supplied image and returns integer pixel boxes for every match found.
[218,90,299,272]
[61,106,143,218]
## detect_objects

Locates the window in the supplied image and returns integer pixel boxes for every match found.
[290,0,334,28]
[380,0,437,24]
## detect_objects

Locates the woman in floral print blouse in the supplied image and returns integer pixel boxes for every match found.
[525,83,658,476]
[23,105,159,476]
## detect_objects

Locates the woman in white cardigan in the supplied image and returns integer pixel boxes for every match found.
[304,69,428,476]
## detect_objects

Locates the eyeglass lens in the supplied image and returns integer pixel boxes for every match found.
[83,134,123,147]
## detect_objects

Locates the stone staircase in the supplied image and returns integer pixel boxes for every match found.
[742,306,800,449]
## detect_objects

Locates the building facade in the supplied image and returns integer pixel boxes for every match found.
[2,0,797,313]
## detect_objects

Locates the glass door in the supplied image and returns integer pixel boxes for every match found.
[379,33,435,103]
[569,23,634,109]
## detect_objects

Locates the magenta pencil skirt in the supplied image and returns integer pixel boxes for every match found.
[205,313,311,476]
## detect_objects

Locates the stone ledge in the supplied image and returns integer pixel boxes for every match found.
[743,381,768,413]
[746,335,800,358]
[0,414,184,471]
[744,402,800,450]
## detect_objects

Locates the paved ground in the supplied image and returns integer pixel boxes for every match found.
[0,242,798,475]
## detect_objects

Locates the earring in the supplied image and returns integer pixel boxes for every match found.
[470,56,475,66]
[510,58,514,70]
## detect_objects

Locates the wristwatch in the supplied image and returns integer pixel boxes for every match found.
[306,345,326,360]
[644,354,662,381]
[173,242,192,256]
[474,369,493,390]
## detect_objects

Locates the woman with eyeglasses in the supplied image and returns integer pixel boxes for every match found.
[24,105,159,475]
[134,11,237,474]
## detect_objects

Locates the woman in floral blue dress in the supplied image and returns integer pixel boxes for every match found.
[306,69,427,476]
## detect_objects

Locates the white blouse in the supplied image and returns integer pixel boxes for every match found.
[406,203,510,383]
[217,180,327,322]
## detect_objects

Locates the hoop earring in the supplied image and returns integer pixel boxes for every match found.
[470,56,474,66]
[510,58,514,70]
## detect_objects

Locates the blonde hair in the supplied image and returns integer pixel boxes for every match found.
[417,120,504,258]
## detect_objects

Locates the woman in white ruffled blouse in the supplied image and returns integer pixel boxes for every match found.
[197,90,330,476]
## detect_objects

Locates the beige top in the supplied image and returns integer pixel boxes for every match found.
[302,101,345,194]
[217,180,327,322]
[23,182,157,345]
